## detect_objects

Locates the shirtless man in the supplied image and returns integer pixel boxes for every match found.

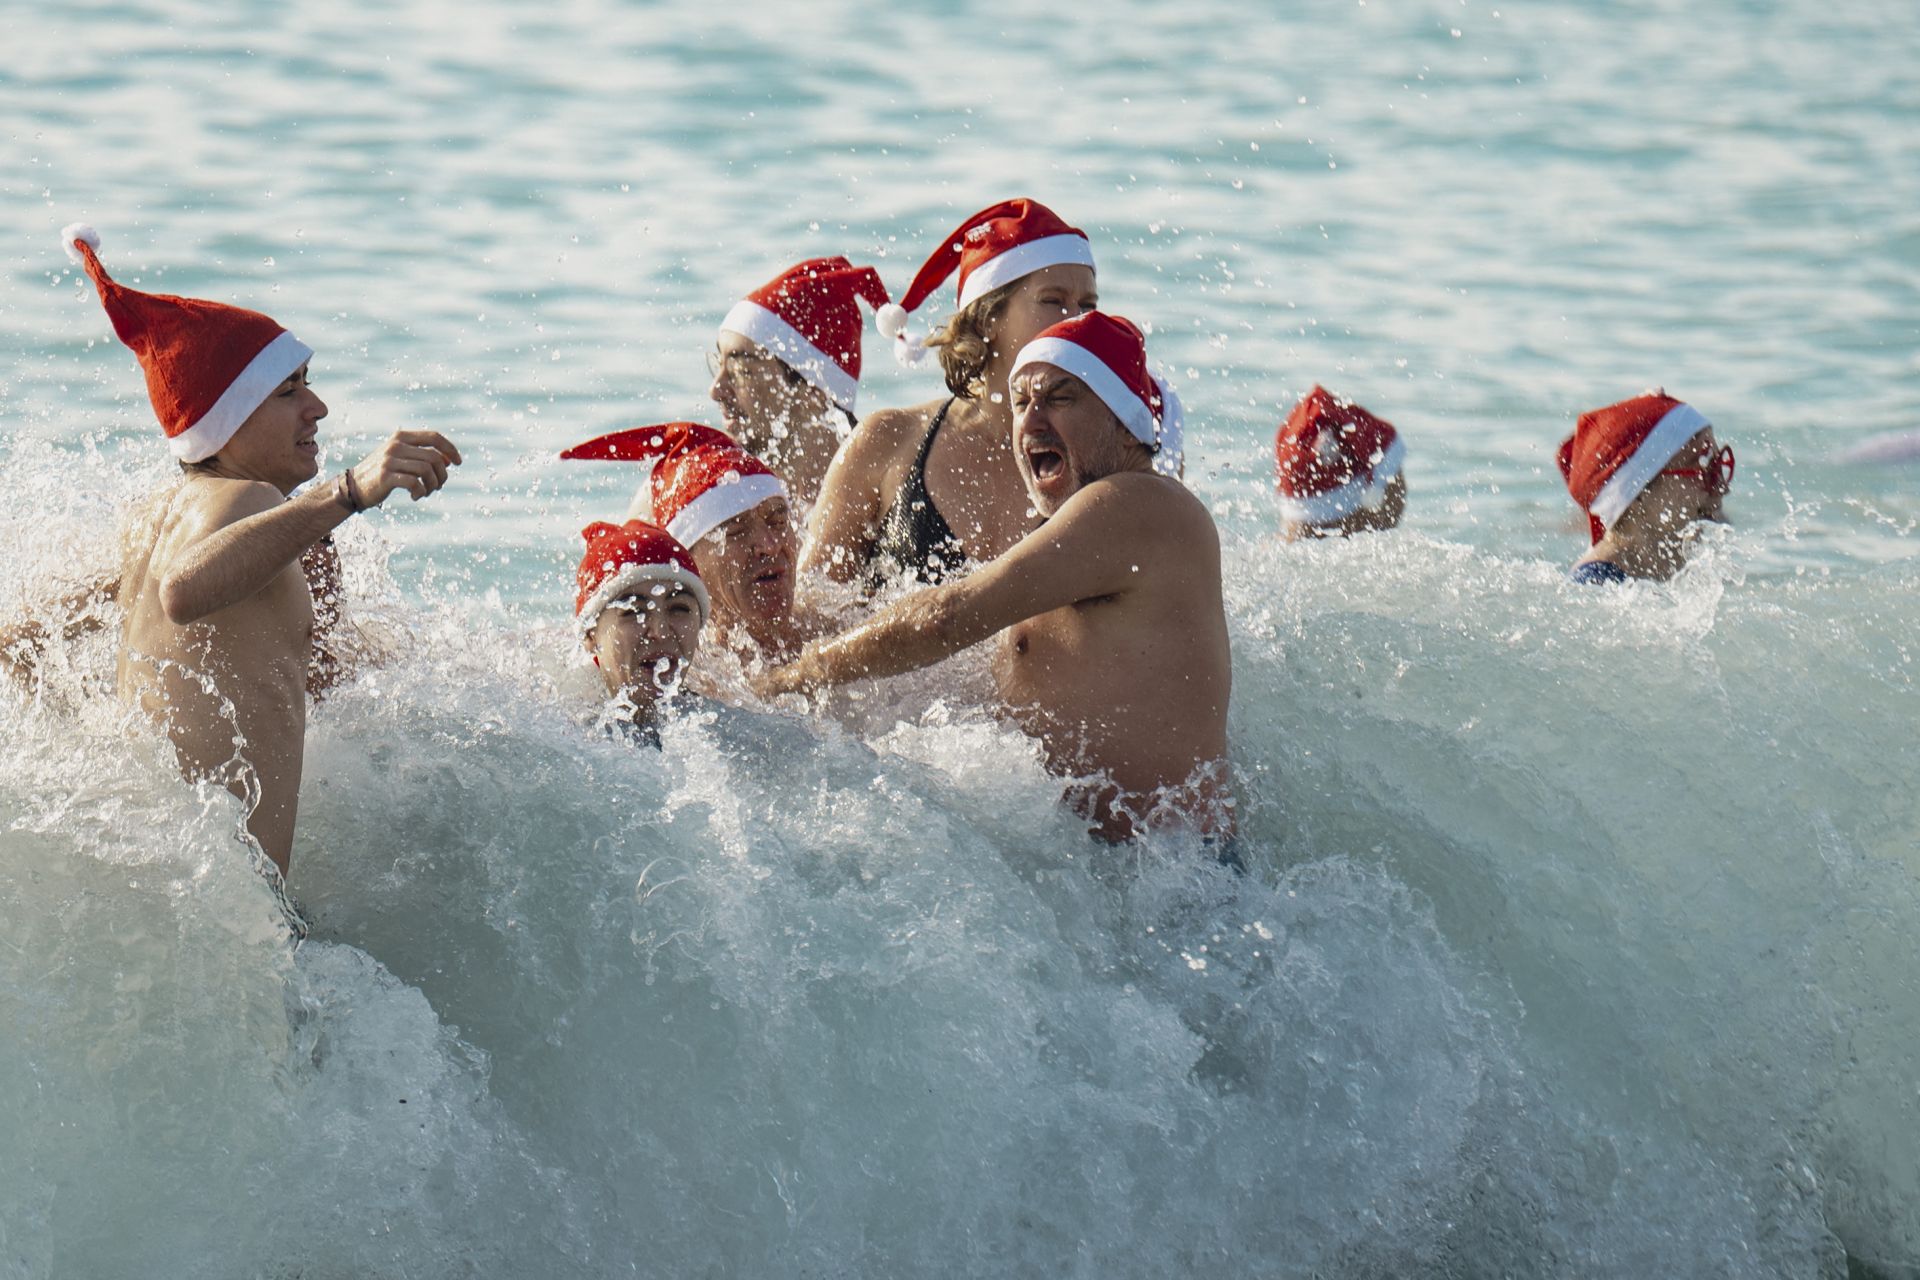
[757,312,1230,841]
[58,224,460,874]
[800,198,1104,589]
[1558,392,1732,583]
[562,423,820,669]
[710,256,890,507]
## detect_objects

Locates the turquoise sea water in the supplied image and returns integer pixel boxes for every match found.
[3,2,1918,1275]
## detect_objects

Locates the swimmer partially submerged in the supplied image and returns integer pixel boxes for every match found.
[1274,386,1408,540]
[756,311,1231,842]
[574,519,709,747]
[1560,392,1733,584]
[563,423,825,676]
[55,223,461,876]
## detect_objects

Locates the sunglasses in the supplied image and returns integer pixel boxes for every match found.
[1659,443,1735,495]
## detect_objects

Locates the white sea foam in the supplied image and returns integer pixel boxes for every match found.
[4,0,1918,1272]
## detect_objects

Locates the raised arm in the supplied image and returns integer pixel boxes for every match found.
[159,430,461,625]
[761,474,1159,696]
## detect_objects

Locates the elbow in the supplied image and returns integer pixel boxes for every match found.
[158,576,203,626]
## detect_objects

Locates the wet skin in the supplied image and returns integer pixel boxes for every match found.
[800,264,1100,584]
[708,332,841,508]
[1577,428,1729,581]
[587,581,705,728]
[116,364,461,873]
[688,496,809,661]
[763,366,1233,841]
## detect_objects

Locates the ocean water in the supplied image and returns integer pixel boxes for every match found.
[3,1,1918,1275]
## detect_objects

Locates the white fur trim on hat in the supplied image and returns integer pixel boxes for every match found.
[577,563,710,632]
[1011,336,1158,446]
[1276,435,1407,525]
[1150,374,1184,478]
[665,470,788,550]
[168,329,315,463]
[1588,403,1710,530]
[60,222,101,265]
[720,300,859,413]
[957,234,1096,309]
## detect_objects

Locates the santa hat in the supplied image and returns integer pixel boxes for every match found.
[560,423,788,550]
[574,519,709,632]
[1563,392,1711,544]
[1273,386,1407,525]
[720,256,889,413]
[59,223,313,463]
[1008,311,1184,479]
[875,198,1095,366]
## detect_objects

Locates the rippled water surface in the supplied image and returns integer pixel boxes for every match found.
[3,2,1918,1276]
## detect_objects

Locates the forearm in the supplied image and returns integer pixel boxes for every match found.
[163,483,351,623]
[774,586,988,692]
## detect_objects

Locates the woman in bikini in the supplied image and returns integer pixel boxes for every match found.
[799,198,1099,590]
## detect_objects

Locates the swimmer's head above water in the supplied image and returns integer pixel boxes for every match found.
[1561,392,1732,583]
[61,222,328,496]
[711,257,888,502]
[1007,311,1185,516]
[575,519,708,712]
[562,423,799,646]
[877,198,1100,399]
[1274,386,1408,541]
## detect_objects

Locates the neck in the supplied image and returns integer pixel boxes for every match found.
[1585,523,1690,581]
[972,354,1019,431]
[762,410,841,507]
[193,456,298,497]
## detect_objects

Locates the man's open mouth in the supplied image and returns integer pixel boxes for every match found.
[1025,444,1066,481]
[752,565,787,588]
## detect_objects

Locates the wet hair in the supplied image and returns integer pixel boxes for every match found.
[925,279,1019,401]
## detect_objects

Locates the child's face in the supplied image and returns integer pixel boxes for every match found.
[588,582,704,700]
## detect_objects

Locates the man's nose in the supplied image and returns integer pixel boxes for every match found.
[306,389,329,421]
[708,370,731,407]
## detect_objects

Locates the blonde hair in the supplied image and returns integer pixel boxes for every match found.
[924,280,1019,400]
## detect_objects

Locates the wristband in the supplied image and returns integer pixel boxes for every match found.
[334,470,365,514]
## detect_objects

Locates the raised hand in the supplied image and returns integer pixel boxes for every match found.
[347,430,464,507]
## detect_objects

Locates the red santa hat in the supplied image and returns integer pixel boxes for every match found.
[1008,311,1184,478]
[1273,386,1407,525]
[59,223,313,463]
[560,423,788,550]
[875,198,1096,365]
[574,519,709,631]
[720,256,890,414]
[1563,392,1711,544]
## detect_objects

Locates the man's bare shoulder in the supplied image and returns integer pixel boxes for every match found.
[178,475,286,527]
[1064,470,1216,539]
